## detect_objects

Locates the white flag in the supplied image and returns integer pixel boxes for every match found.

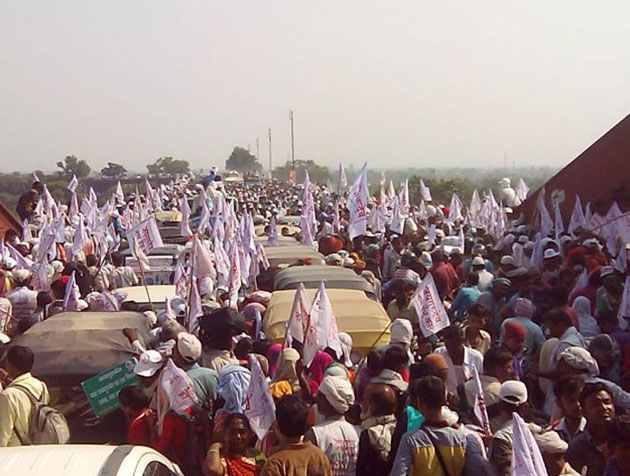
[347,163,368,240]
[67,174,79,193]
[618,276,630,330]
[69,191,79,218]
[339,163,348,188]
[427,224,437,247]
[536,189,553,237]
[283,283,309,348]
[411,274,450,337]
[447,193,463,223]
[228,242,241,304]
[419,180,432,202]
[160,358,199,415]
[399,179,409,210]
[567,195,585,235]
[187,278,203,334]
[180,197,193,238]
[31,260,49,292]
[63,271,79,312]
[267,215,278,247]
[553,199,564,239]
[192,236,216,279]
[615,245,628,274]
[115,181,124,203]
[458,226,465,255]
[515,178,529,202]
[244,354,276,440]
[126,216,164,258]
[173,262,188,298]
[472,367,491,435]
[21,220,32,244]
[511,412,548,476]
[389,197,405,235]
[32,172,40,184]
[310,282,342,359]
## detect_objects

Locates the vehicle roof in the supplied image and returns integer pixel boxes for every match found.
[120,244,183,256]
[264,288,390,353]
[273,265,375,296]
[262,245,325,266]
[0,444,116,476]
[11,312,151,384]
[118,285,177,303]
[0,445,177,476]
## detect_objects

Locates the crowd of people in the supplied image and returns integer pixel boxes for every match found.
[0,168,629,476]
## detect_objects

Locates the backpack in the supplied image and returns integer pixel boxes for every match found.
[13,384,70,445]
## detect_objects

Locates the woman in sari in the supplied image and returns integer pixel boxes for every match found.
[204,413,264,476]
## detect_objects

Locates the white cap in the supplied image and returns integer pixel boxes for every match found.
[543,249,560,260]
[472,256,485,266]
[177,332,202,363]
[13,269,31,283]
[390,319,413,345]
[500,255,516,266]
[600,266,615,279]
[583,238,602,249]
[134,350,164,377]
[499,380,528,405]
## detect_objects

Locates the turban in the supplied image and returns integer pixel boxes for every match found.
[318,376,355,414]
[559,347,599,376]
[503,320,526,340]
[514,298,535,319]
[534,430,568,454]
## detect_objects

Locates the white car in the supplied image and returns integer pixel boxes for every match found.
[0,445,184,476]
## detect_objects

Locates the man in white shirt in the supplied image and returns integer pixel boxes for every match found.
[382,236,403,281]
[435,325,484,396]
[5,270,38,336]
[110,252,139,289]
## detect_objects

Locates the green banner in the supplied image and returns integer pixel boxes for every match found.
[81,358,139,418]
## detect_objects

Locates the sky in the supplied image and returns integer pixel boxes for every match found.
[1,1,630,173]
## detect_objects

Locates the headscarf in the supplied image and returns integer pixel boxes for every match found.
[503,320,526,340]
[572,296,600,339]
[339,332,354,368]
[558,347,600,377]
[218,364,252,413]
[266,343,282,378]
[514,298,535,319]
[589,334,619,371]
[268,380,293,399]
[324,362,350,380]
[274,348,300,390]
[318,375,355,414]
[308,351,334,393]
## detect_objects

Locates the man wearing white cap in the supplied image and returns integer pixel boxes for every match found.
[471,256,493,292]
[171,332,218,405]
[489,380,541,476]
[305,376,360,476]
[533,430,580,476]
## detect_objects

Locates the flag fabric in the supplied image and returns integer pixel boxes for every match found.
[614,245,627,274]
[389,197,405,235]
[515,178,530,202]
[192,236,216,279]
[618,276,630,331]
[67,174,79,193]
[115,181,124,203]
[339,163,348,188]
[458,226,465,254]
[63,271,79,311]
[69,191,79,218]
[511,412,548,476]
[254,308,265,340]
[31,260,49,292]
[268,215,278,246]
[420,180,432,202]
[180,197,193,238]
[283,283,309,348]
[102,291,120,312]
[471,367,491,435]
[126,216,164,258]
[310,282,342,360]
[553,199,564,239]
[447,193,464,223]
[536,189,553,237]
[347,163,368,240]
[568,195,585,235]
[187,278,203,334]
[228,242,241,304]
[399,179,409,210]
[160,359,200,416]
[411,274,450,337]
[173,262,188,298]
[427,224,437,247]
[244,354,276,440]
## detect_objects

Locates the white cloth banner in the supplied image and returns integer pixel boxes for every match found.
[67,174,79,193]
[420,180,432,202]
[283,283,309,348]
[411,274,450,337]
[472,367,491,435]
[339,163,348,188]
[347,163,368,240]
[568,195,585,235]
[310,281,342,359]
[179,197,193,238]
[244,354,276,440]
[160,358,200,415]
[63,271,79,312]
[511,412,548,476]
[126,216,164,258]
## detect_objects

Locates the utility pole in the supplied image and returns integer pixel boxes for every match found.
[289,110,295,180]
[268,128,272,180]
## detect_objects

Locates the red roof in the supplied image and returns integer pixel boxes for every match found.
[519,114,630,222]
[0,201,21,238]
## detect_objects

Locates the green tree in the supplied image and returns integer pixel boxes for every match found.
[225,146,262,173]
[56,155,91,178]
[147,157,190,175]
[273,159,330,184]
[101,162,127,178]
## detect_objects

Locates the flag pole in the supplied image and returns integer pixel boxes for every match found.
[353,320,394,384]
[137,253,155,312]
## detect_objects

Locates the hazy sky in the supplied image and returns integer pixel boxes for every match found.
[2,1,630,173]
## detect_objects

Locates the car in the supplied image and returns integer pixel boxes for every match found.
[0,444,183,476]
[118,285,177,311]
